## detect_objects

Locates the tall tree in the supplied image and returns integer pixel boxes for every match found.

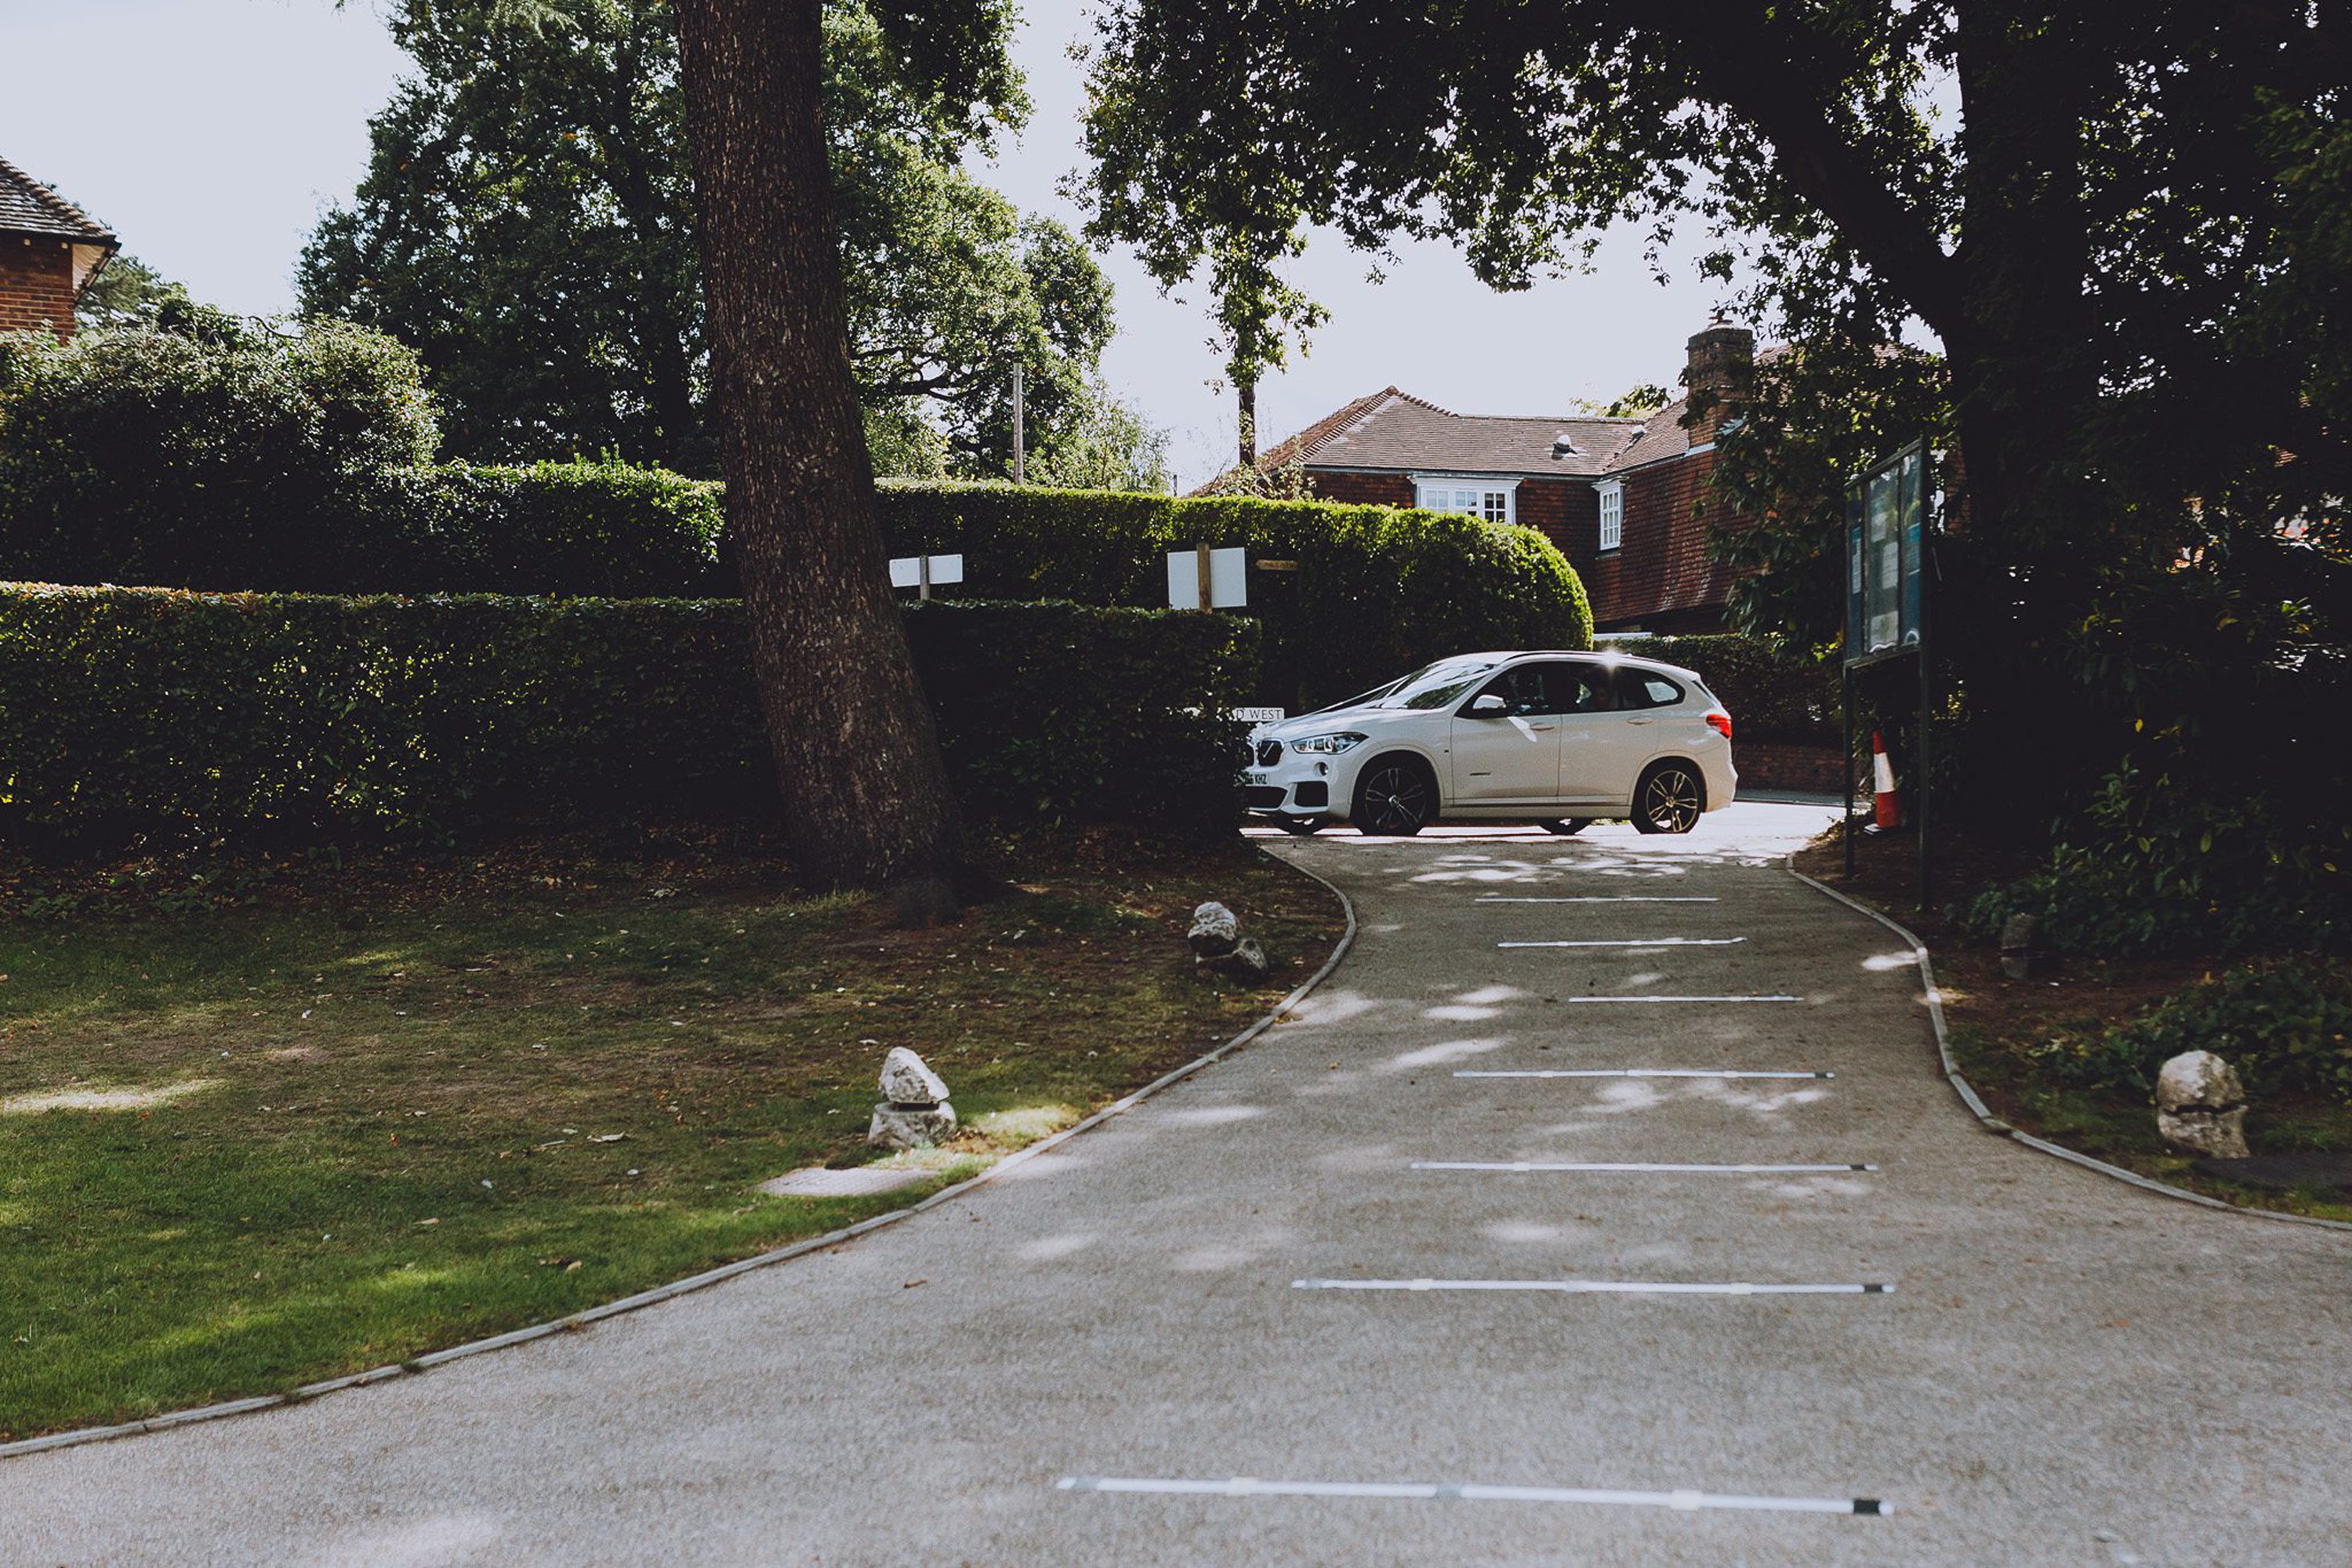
[303,0,1121,478]
[667,0,1010,912]
[1080,0,2352,806]
[72,253,189,329]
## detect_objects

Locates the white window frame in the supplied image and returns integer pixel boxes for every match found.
[1596,479,1624,553]
[1410,474,1519,528]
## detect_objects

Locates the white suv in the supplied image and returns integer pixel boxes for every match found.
[1242,651,1737,836]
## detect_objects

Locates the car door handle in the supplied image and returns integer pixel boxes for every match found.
[1625,717,1658,725]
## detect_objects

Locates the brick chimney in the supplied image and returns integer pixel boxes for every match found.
[1682,318,1755,445]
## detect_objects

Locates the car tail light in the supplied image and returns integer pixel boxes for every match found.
[1705,711,1733,739]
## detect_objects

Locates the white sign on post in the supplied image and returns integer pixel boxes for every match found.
[1166,546,1247,610]
[888,554,966,599]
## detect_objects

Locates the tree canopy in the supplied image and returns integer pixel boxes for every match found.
[1080,0,2350,811]
[302,0,1155,483]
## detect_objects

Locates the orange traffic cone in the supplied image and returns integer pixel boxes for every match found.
[1871,731,1901,830]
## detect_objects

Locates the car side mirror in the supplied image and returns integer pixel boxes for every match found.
[1467,693,1508,718]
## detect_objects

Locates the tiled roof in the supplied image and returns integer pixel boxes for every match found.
[1253,387,1401,474]
[1247,388,1653,481]
[0,154,116,244]
[1599,397,1692,474]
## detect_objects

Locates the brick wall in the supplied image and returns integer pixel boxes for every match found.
[1581,448,1737,632]
[1508,477,1595,564]
[1301,470,1414,507]
[0,238,77,339]
[1735,741,1852,797]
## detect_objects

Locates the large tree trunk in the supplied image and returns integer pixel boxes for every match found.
[1943,0,2108,816]
[671,0,963,915]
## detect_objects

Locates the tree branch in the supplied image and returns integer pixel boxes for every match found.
[1668,2,1965,337]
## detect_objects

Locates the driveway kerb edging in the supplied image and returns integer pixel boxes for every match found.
[0,850,1360,1463]
[1789,860,2352,1236]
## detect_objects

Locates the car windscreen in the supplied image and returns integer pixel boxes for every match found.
[1367,658,1501,710]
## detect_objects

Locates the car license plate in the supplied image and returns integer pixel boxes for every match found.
[1245,771,1269,786]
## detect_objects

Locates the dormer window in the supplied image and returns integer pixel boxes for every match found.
[1597,480,1624,552]
[1413,475,1517,526]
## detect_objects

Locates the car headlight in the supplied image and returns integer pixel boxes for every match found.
[1287,731,1368,754]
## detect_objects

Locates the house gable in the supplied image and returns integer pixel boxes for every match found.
[0,154,118,340]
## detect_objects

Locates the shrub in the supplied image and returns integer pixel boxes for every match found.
[0,586,1255,845]
[2022,959,2352,1102]
[874,480,1592,710]
[1957,760,2350,957]
[0,318,438,591]
[1601,633,1840,747]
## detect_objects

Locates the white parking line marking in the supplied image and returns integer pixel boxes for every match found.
[1475,895,1719,903]
[1057,1475,1889,1516]
[1562,995,1803,1004]
[1498,937,1747,948]
[1455,1069,1832,1080]
[1294,1278,1893,1296]
[1411,1160,1875,1174]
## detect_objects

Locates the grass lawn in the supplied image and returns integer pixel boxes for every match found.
[0,829,1343,1441]
[1795,822,2352,1225]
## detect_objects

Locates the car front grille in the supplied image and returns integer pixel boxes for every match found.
[1255,739,1283,768]
[1243,786,1288,808]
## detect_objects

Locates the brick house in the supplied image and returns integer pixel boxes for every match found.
[0,154,118,340]
[1220,323,1755,633]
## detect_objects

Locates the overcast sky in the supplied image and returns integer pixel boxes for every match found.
[0,0,1738,486]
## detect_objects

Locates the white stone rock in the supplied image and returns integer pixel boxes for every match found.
[2155,1050,2250,1160]
[868,1102,957,1151]
[2156,1050,2243,1113]
[1187,901,1240,957]
[879,1046,949,1108]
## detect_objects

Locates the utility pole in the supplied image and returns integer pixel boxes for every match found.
[1011,361,1025,485]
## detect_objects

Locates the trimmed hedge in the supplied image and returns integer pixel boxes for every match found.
[0,586,1255,844]
[1600,633,1840,748]
[876,481,1592,709]
[0,455,728,599]
[375,460,728,597]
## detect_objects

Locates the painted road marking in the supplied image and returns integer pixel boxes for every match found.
[1476,895,1719,903]
[1455,1068,1831,1080]
[1411,1160,1875,1174]
[1294,1278,1893,1297]
[1498,937,1747,948]
[1057,1475,1889,1516]
[1562,995,1802,1004]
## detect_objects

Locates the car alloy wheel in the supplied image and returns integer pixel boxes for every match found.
[1634,764,1703,835]
[1356,760,1432,837]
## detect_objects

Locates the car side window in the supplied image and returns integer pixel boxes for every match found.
[1470,664,1552,717]
[1617,669,1684,710]
[1548,662,1615,714]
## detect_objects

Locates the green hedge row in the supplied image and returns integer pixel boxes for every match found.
[1599,633,1840,748]
[3,445,1589,714]
[875,481,1592,710]
[0,586,1255,845]
[0,458,728,599]
[376,461,728,597]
